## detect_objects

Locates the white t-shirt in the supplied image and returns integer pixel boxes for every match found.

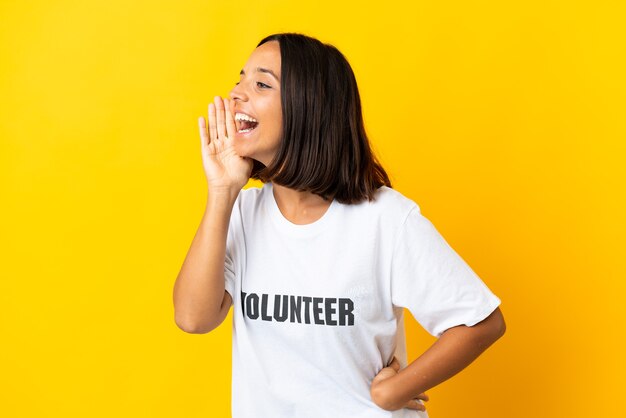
[223,182,501,418]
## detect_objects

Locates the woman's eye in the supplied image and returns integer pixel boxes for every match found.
[256,82,270,88]
[234,82,240,86]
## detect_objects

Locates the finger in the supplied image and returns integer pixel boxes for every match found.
[416,392,429,402]
[389,357,400,372]
[215,96,226,140]
[224,98,236,140]
[404,399,426,411]
[373,367,396,382]
[208,102,217,143]
[198,116,209,146]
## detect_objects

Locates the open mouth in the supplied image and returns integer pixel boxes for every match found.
[235,113,259,134]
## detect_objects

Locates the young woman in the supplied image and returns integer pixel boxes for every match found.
[173,32,506,418]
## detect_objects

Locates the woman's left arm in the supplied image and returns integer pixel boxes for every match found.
[371,307,506,411]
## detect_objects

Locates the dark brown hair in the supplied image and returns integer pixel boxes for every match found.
[250,32,392,204]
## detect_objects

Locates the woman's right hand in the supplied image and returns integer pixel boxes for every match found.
[198,96,253,194]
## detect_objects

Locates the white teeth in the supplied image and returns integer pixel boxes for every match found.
[235,112,258,123]
[238,128,254,133]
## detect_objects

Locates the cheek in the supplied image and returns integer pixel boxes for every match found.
[270,100,282,123]
[270,120,283,142]
[272,108,283,135]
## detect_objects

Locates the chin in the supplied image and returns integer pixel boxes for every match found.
[233,134,276,167]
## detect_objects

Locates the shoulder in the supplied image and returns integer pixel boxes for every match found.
[235,183,265,206]
[365,186,421,218]
[226,184,266,221]
[340,186,421,229]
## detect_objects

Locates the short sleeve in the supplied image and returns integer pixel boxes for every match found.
[390,205,501,337]
[224,238,236,301]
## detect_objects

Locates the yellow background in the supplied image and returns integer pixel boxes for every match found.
[1,0,624,417]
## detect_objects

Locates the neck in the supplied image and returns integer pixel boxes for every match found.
[271,183,333,225]
[271,183,330,207]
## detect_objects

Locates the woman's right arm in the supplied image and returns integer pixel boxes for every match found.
[173,96,252,334]
[173,189,238,334]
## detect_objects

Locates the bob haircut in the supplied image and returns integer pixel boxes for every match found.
[250,32,392,205]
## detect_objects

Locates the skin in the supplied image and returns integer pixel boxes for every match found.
[370,307,506,411]
[228,41,283,168]
[200,40,506,413]
[228,40,334,224]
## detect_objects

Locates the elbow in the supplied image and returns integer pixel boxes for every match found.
[172,295,224,335]
[174,314,216,334]
[175,320,214,334]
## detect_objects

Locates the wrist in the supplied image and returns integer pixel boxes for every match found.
[371,375,400,411]
[207,186,240,205]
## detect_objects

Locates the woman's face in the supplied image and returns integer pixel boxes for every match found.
[229,40,283,166]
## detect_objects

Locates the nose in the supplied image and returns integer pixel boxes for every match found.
[229,82,248,103]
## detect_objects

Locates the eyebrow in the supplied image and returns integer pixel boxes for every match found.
[239,66,280,82]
